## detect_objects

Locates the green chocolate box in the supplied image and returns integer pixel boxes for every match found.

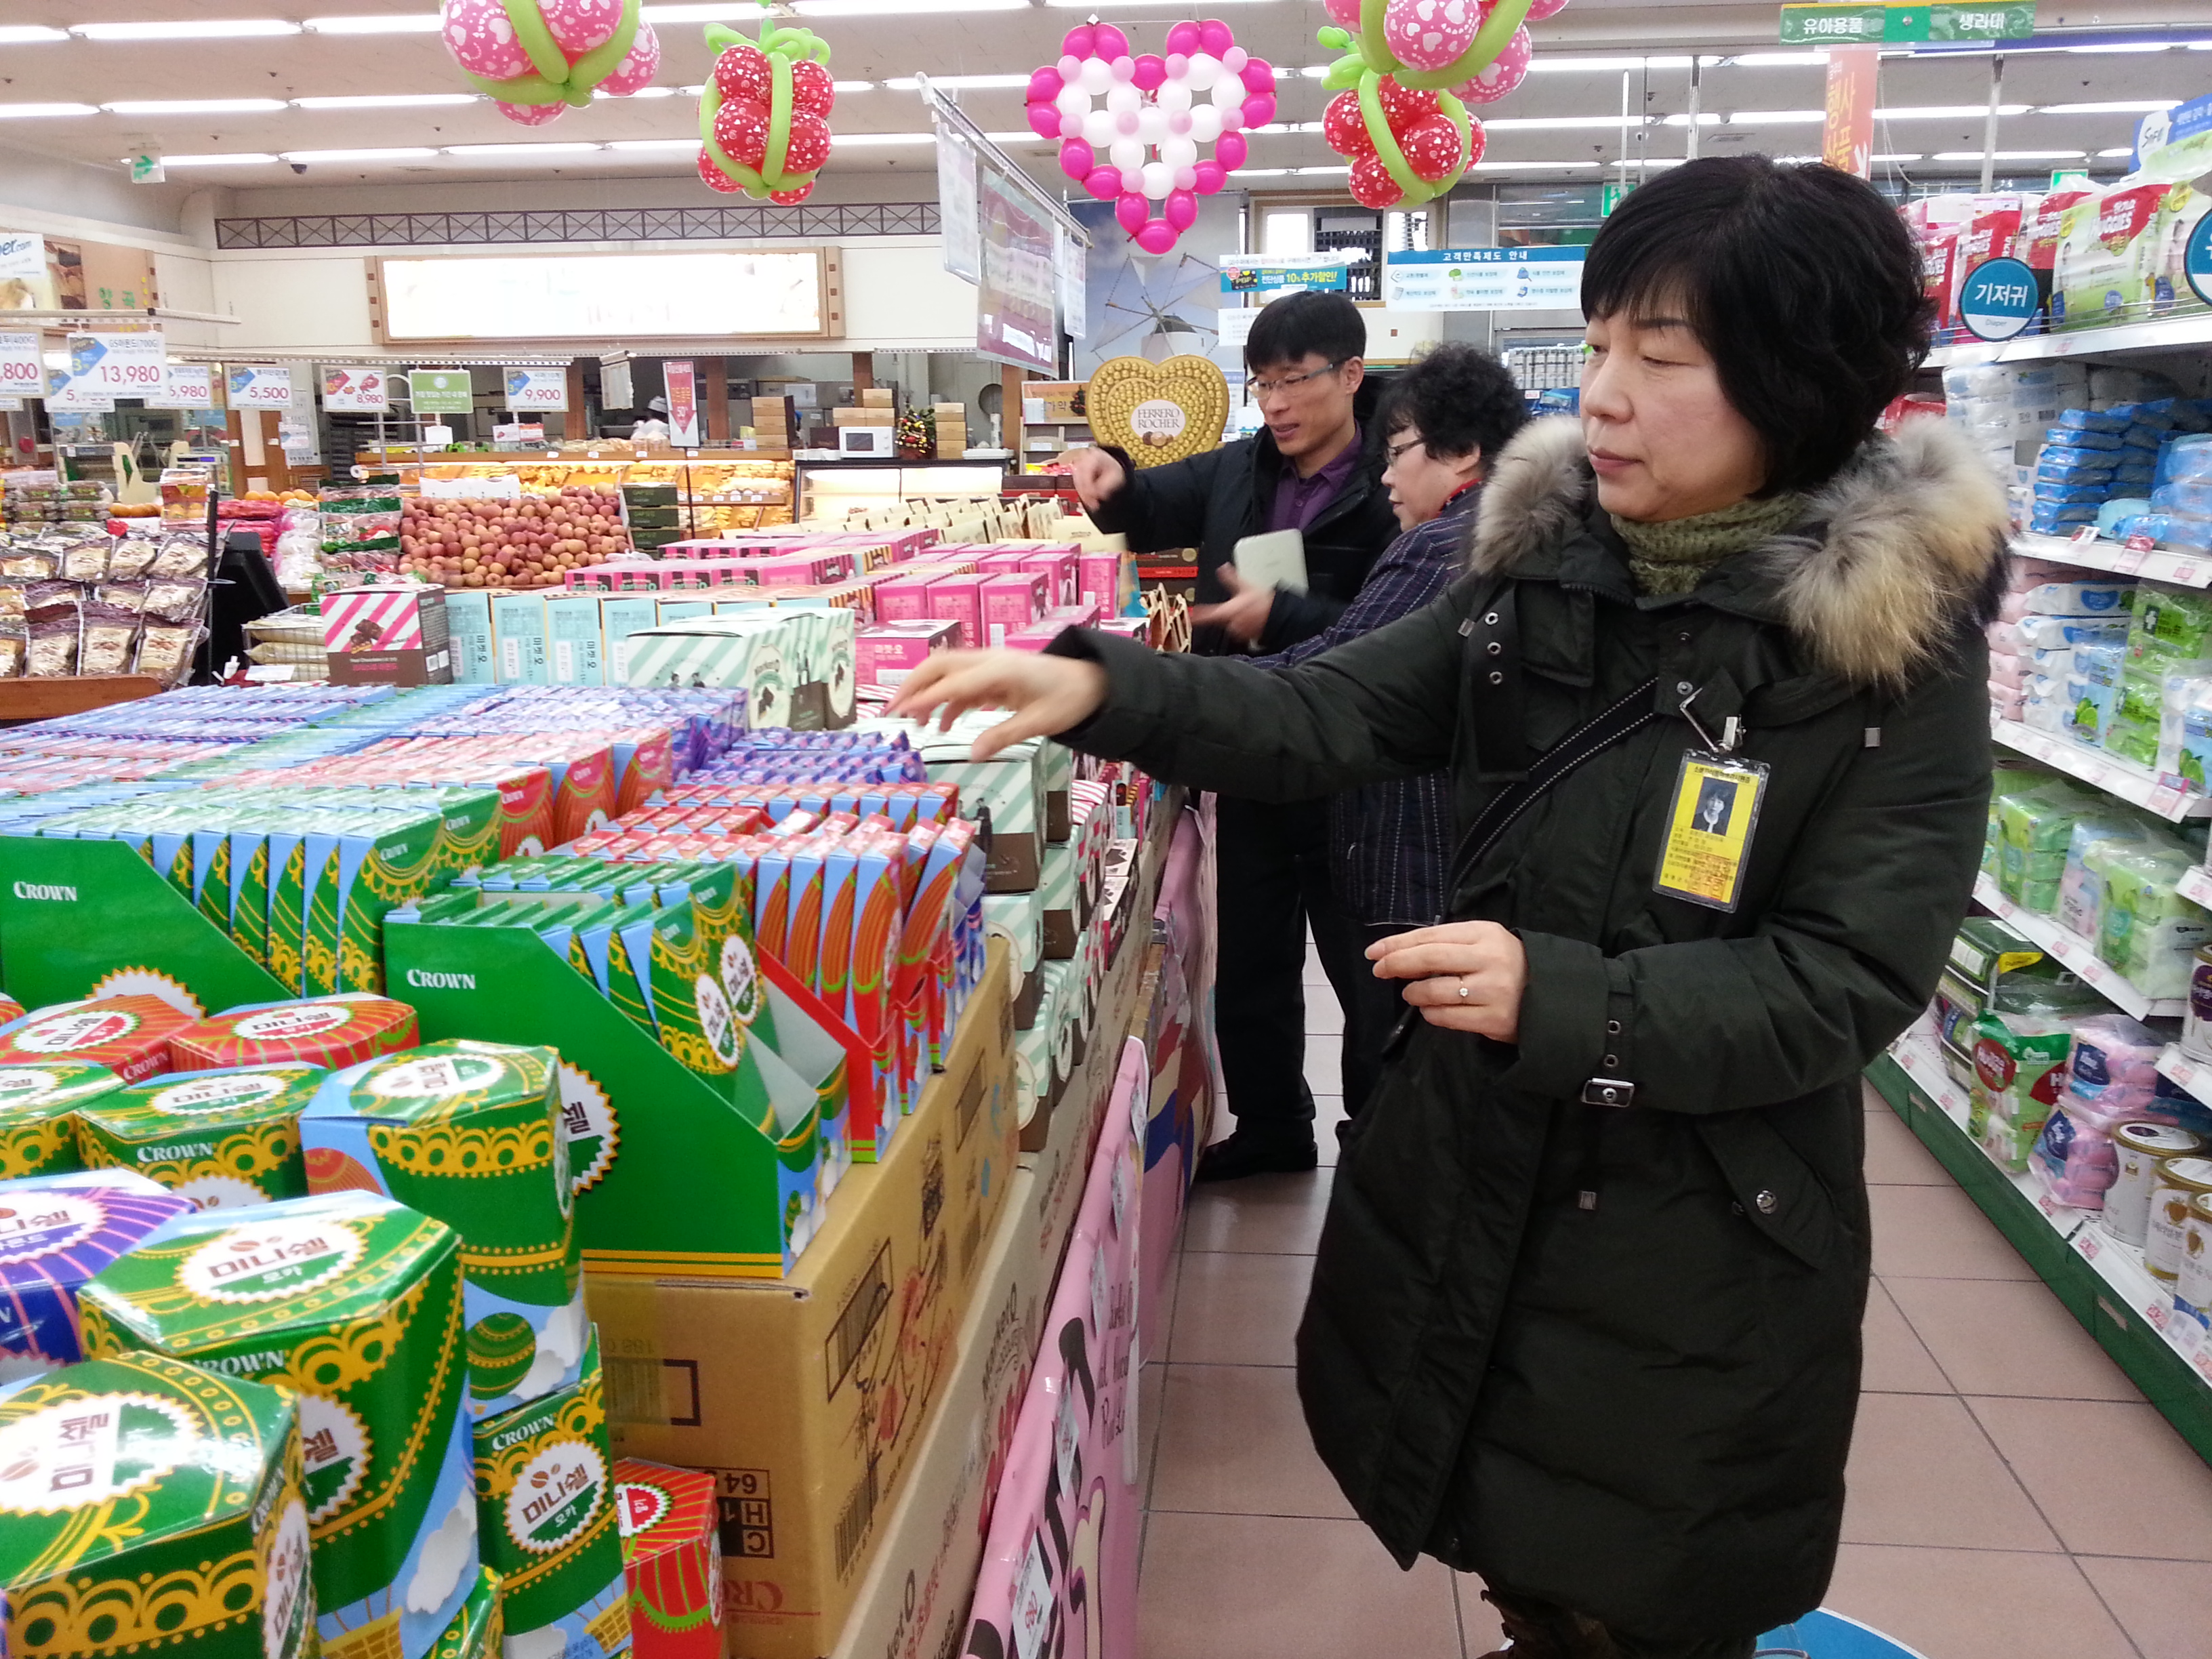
[75,1063,325,1210]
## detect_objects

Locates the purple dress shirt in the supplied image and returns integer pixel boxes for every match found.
[1267,426,1363,535]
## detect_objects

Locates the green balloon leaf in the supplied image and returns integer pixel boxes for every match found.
[1392,0,1537,92]
[498,0,571,85]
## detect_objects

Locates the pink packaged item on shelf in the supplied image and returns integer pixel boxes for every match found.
[925,573,986,649]
[857,621,961,686]
[1040,602,1100,632]
[874,573,946,626]
[2006,556,2097,590]
[981,572,1048,647]
[1989,652,2026,690]
[1019,548,1080,607]
[1079,550,1125,616]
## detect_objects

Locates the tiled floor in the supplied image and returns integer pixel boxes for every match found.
[1131,951,2212,1659]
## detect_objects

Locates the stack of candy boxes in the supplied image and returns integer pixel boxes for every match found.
[1931,915,2212,1341]
[0,998,665,1659]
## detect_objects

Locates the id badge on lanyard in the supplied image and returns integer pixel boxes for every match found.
[1652,694,1769,914]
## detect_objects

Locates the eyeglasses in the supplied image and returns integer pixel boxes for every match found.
[1384,435,1426,468]
[1249,359,1345,399]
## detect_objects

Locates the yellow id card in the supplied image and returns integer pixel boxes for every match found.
[1653,751,1771,913]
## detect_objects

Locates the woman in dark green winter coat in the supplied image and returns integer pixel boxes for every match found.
[892,157,2007,1659]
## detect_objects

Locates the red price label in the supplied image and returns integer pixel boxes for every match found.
[2071,525,2102,544]
[2126,532,2158,553]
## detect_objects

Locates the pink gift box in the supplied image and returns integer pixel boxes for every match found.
[925,573,986,649]
[1020,550,1079,607]
[981,572,1048,647]
[857,621,962,685]
[1079,550,1125,616]
[873,574,943,626]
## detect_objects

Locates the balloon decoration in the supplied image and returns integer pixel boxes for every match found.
[441,0,662,126]
[1027,19,1274,256]
[695,19,836,204]
[1316,0,1568,209]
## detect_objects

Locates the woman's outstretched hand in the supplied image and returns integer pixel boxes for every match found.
[884,649,1111,762]
[1368,921,1528,1042]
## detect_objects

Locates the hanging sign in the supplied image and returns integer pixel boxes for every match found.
[0,331,43,401]
[1381,247,1585,312]
[0,233,42,282]
[407,369,474,416]
[323,365,391,413]
[663,359,701,448]
[145,363,218,410]
[1957,256,2041,342]
[1220,255,1354,295]
[45,367,115,414]
[2186,215,2212,310]
[503,367,567,411]
[938,136,981,285]
[977,172,1059,375]
[1822,45,1878,179]
[1780,3,2035,44]
[68,331,166,397]
[228,365,295,409]
[1057,226,1086,342]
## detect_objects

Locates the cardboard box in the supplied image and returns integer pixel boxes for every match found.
[585,949,1016,1659]
[325,587,454,687]
[980,573,1046,648]
[491,592,550,685]
[446,590,496,684]
[923,574,984,651]
[830,409,895,427]
[859,388,895,410]
[856,621,960,690]
[547,592,609,686]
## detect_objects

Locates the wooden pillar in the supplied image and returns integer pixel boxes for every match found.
[703,357,729,445]
[851,352,874,394]
[224,407,249,496]
[565,359,588,441]
[1002,364,1026,457]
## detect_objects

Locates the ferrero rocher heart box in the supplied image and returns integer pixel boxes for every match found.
[474,1328,631,1659]
[75,1063,326,1211]
[79,1191,479,1659]
[0,1349,316,1659]
[300,1040,588,1420]
[171,994,421,1073]
[0,1061,126,1181]
[0,1168,194,1378]
[1084,354,1231,469]
[613,1458,722,1659]
[0,996,202,1085]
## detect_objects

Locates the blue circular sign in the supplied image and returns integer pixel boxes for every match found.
[1957,256,2041,342]
[2187,212,2212,309]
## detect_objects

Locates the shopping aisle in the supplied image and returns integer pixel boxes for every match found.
[1131,954,2212,1659]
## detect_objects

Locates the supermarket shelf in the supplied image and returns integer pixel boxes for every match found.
[1926,310,2212,369]
[1869,1035,2212,1464]
[0,675,163,724]
[1989,717,2212,823]
[2156,1044,2212,1111]
[2180,863,2212,914]
[2010,530,2212,590]
[1971,874,2184,1020]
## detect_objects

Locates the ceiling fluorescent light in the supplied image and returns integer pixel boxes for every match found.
[2036,99,2183,115]
[0,26,67,44]
[834,80,876,92]
[1293,164,1351,173]
[1876,103,2030,119]
[791,0,1024,14]
[442,142,607,156]
[104,99,290,114]
[1930,148,2086,161]
[1660,113,1725,126]
[1872,152,1925,163]
[594,85,679,98]
[282,147,441,162]
[1237,168,1288,176]
[1721,51,1829,66]
[302,14,443,31]
[1528,56,1692,71]
[1480,115,1656,130]
[0,104,102,119]
[2062,42,2172,53]
[983,131,1044,143]
[1469,160,1604,170]
[826,131,937,145]
[1721,108,1826,124]
[153,152,282,166]
[74,18,300,39]
[639,4,766,18]
[607,138,703,151]
[887,74,1036,90]
[2096,146,2135,157]
[293,94,480,109]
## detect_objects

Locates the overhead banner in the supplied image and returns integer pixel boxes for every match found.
[938,136,982,284]
[146,363,218,410]
[323,365,391,413]
[503,367,567,411]
[1219,255,1355,294]
[228,365,295,409]
[1057,226,1087,342]
[1381,248,1586,311]
[0,331,43,402]
[663,359,701,448]
[407,368,474,416]
[1780,3,2034,43]
[1822,44,1879,178]
[977,172,1059,375]
[0,232,43,282]
[68,331,166,398]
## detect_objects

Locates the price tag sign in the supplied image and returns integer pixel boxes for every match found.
[408,369,474,416]
[2108,545,2149,575]
[322,365,390,413]
[145,363,217,411]
[0,331,43,399]
[2070,525,2102,545]
[44,367,113,413]
[2076,1227,2102,1261]
[504,367,568,411]
[68,330,165,396]
[228,365,294,408]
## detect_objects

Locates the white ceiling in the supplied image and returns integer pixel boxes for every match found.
[0,0,2205,199]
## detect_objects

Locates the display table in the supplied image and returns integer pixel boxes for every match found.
[0,674,163,723]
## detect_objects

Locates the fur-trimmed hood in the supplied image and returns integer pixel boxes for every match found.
[1468,415,2009,688]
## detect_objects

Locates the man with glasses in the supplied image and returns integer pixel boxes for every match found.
[1061,289,1399,1179]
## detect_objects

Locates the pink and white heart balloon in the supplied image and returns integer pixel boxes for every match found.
[1027,18,1274,255]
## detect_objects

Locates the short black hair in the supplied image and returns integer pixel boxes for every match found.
[1244,289,1367,374]
[1380,342,1528,466]
[1582,155,1932,493]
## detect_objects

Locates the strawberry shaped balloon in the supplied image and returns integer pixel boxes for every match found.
[696,19,835,204]
[1316,0,1563,208]
[1029,18,1273,256]
[441,0,661,125]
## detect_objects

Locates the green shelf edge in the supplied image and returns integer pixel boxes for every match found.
[1866,1053,2212,1466]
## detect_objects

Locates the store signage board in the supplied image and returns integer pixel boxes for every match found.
[2188,215,2212,309]
[0,398,20,412]
[323,365,390,413]
[1058,226,1087,342]
[0,330,43,400]
[68,330,165,396]
[228,365,294,409]
[1220,255,1355,294]
[504,367,567,411]
[1957,255,2040,340]
[1823,45,1878,177]
[407,369,474,416]
[0,232,41,281]
[938,136,982,285]
[1779,3,2036,43]
[663,359,701,449]
[378,249,834,342]
[45,367,113,413]
[977,171,1059,375]
[1381,247,1584,312]
[145,363,217,410]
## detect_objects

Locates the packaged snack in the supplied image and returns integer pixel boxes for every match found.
[0,1167,193,1376]
[0,995,202,1084]
[0,1060,125,1179]
[172,993,419,1071]
[614,1458,722,1659]
[74,1063,325,1210]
